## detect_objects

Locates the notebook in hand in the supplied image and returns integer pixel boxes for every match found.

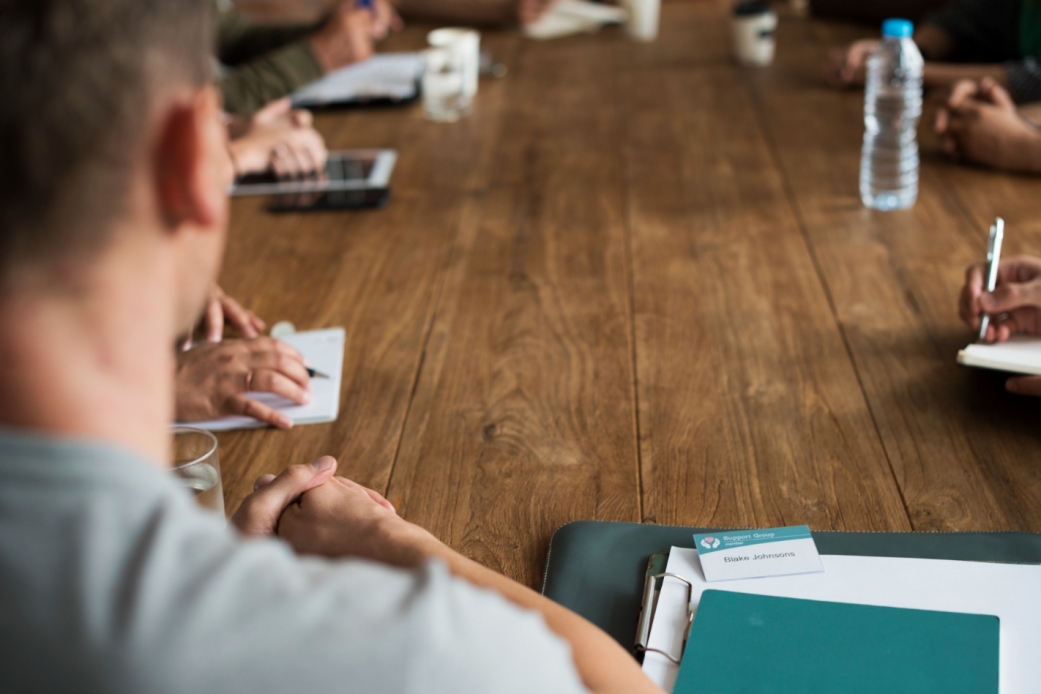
[957,336,1041,376]
[177,328,345,432]
[674,590,999,694]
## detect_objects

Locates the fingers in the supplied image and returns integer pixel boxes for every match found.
[220,293,261,339]
[254,97,293,125]
[959,263,987,329]
[364,486,396,512]
[249,369,312,406]
[980,77,1016,111]
[228,392,294,429]
[947,79,980,109]
[980,280,1041,314]
[1006,376,1041,397]
[254,473,276,491]
[231,457,339,536]
[205,295,224,343]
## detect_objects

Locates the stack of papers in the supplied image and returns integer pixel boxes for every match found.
[177,328,345,431]
[643,547,1041,693]
[291,53,423,107]
[958,337,1041,376]
[522,0,627,40]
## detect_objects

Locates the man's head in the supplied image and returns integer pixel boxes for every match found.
[0,0,230,332]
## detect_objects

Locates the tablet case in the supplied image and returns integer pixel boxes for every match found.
[540,520,1041,649]
[674,590,999,694]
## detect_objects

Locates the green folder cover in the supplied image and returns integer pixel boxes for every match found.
[674,590,999,694]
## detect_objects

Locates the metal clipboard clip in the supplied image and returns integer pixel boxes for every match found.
[634,571,694,664]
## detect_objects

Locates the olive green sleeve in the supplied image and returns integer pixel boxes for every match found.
[216,11,325,116]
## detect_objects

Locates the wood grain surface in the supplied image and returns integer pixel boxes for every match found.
[215,0,1041,589]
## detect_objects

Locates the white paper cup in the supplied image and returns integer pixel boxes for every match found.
[623,0,660,42]
[427,28,480,99]
[732,3,777,67]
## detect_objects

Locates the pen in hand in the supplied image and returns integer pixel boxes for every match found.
[978,217,1005,343]
[307,368,330,379]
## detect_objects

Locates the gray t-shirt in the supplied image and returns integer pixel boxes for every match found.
[0,430,588,694]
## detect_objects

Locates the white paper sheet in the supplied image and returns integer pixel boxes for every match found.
[177,328,345,431]
[958,336,1041,376]
[291,53,422,107]
[642,547,1041,693]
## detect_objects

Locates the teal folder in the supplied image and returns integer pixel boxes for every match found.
[674,590,999,694]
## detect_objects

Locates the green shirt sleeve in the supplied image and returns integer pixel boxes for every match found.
[216,11,325,116]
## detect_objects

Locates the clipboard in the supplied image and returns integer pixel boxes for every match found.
[539,520,1041,651]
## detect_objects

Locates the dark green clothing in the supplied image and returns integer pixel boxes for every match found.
[925,0,1041,102]
[217,12,325,116]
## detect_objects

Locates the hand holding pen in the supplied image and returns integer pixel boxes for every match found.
[958,221,1041,345]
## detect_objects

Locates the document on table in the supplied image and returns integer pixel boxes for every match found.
[958,336,1041,376]
[291,53,423,107]
[177,328,345,432]
[642,547,1041,694]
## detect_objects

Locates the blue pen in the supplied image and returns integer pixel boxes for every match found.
[356,0,373,11]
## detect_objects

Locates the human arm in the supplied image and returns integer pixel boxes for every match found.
[175,337,313,429]
[266,471,663,694]
[217,1,400,116]
[934,78,1041,173]
[958,255,1041,396]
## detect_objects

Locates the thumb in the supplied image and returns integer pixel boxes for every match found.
[981,282,1041,313]
[255,97,292,123]
[231,457,338,537]
[1006,375,1041,397]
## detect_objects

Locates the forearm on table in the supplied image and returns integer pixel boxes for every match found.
[924,63,1009,89]
[408,531,663,694]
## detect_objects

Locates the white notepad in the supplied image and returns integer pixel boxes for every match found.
[957,336,1041,376]
[177,328,345,431]
[290,53,423,107]
[643,547,1041,694]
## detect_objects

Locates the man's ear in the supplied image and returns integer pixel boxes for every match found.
[154,86,231,232]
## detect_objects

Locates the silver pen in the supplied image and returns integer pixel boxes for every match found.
[978,217,1005,342]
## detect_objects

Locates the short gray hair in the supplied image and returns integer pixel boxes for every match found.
[0,0,213,283]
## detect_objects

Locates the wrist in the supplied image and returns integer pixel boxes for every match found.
[379,519,446,567]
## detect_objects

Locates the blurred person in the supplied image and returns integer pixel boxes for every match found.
[0,2,662,693]
[825,0,1041,104]
[935,77,1041,173]
[960,255,1041,395]
[218,0,402,115]
[394,0,554,26]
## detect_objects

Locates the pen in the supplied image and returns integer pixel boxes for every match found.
[356,0,373,11]
[978,217,1005,342]
[307,367,330,379]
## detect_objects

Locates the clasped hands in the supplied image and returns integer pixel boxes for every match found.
[960,255,1041,396]
[231,456,441,568]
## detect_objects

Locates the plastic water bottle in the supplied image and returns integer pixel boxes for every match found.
[860,19,923,211]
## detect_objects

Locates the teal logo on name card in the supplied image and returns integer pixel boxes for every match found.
[693,525,813,555]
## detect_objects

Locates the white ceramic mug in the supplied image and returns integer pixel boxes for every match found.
[427,28,480,99]
[624,0,660,42]
[732,1,778,67]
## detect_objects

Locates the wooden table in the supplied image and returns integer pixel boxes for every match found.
[218,0,1041,589]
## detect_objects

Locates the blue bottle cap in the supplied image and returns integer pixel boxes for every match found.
[882,18,914,38]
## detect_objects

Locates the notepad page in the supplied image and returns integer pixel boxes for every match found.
[177,328,345,432]
[958,336,1041,376]
[291,53,422,106]
[643,548,1041,694]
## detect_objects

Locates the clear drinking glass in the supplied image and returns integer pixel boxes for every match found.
[422,47,470,122]
[171,426,225,517]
